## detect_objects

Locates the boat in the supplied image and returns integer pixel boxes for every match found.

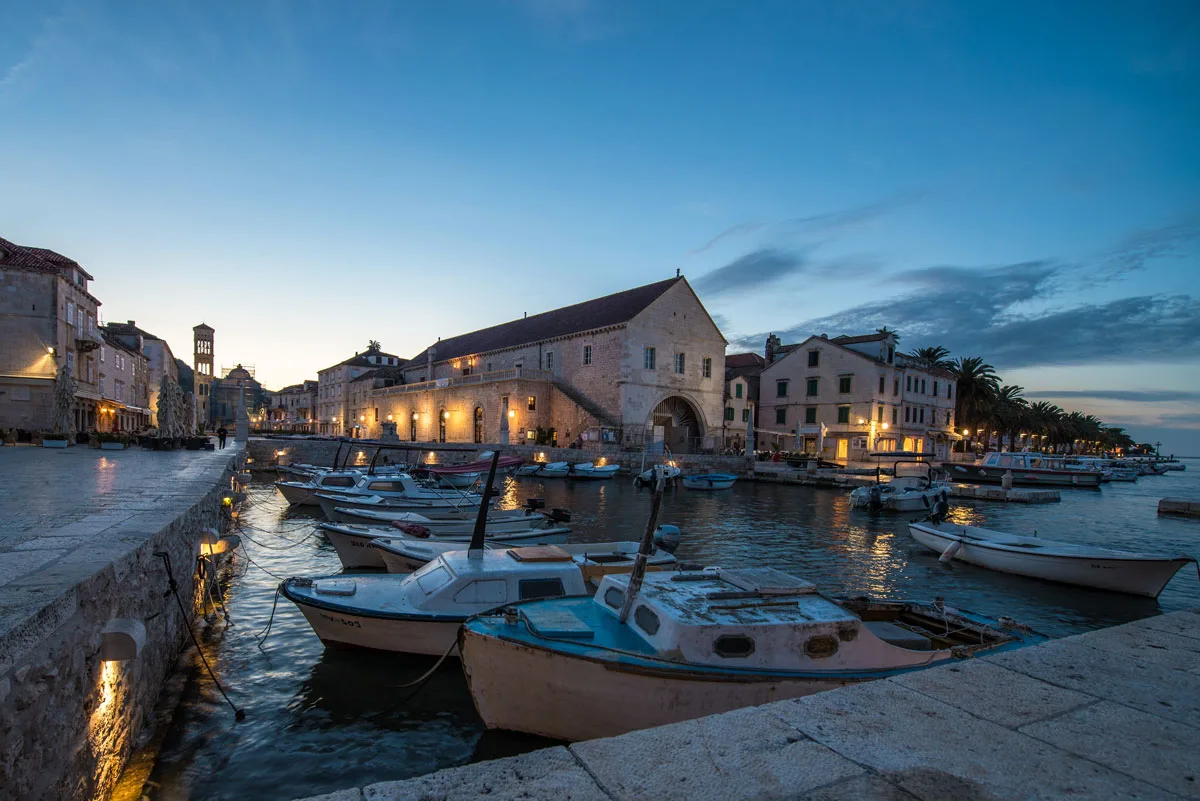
[850,460,949,512]
[458,567,1038,742]
[420,455,525,488]
[320,519,573,569]
[1106,468,1138,483]
[325,498,570,528]
[275,469,372,506]
[282,546,610,654]
[942,452,1103,487]
[681,473,738,491]
[568,463,621,480]
[372,538,676,577]
[908,521,1195,597]
[634,463,680,487]
[515,461,571,478]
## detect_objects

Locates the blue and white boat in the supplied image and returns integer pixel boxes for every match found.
[459,567,1037,741]
[680,473,737,490]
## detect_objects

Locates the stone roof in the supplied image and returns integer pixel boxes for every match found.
[193,322,214,332]
[409,277,684,366]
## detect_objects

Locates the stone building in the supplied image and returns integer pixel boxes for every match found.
[0,237,104,433]
[209,364,266,427]
[722,352,764,452]
[274,380,318,432]
[757,331,959,463]
[96,332,151,431]
[317,344,405,435]
[363,276,726,452]
[102,321,179,422]
[193,323,214,426]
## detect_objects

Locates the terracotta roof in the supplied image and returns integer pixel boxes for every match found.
[0,237,59,273]
[23,246,93,280]
[724,352,765,369]
[350,365,407,385]
[831,333,891,345]
[409,277,684,366]
[338,347,403,368]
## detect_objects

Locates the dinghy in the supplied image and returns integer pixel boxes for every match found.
[372,538,676,578]
[680,473,738,490]
[320,520,572,570]
[568,463,621,480]
[275,469,374,506]
[909,521,1195,597]
[326,500,569,529]
[459,567,1037,741]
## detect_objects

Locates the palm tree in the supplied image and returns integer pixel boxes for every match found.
[950,357,1000,434]
[368,339,381,351]
[906,345,953,371]
[1028,402,1066,451]
[875,327,899,342]
[989,384,1028,450]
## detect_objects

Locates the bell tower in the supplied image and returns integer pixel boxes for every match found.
[193,323,214,428]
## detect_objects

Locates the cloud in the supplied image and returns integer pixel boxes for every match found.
[1157,413,1200,429]
[1093,220,1200,280]
[693,248,809,295]
[687,193,922,255]
[1023,390,1200,403]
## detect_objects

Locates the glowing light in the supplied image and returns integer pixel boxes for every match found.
[857,418,865,425]
[275,450,285,457]
[359,415,365,421]
[412,412,419,421]
[442,411,449,419]
[47,345,55,354]
[387,414,393,421]
[507,410,515,419]
[882,423,889,430]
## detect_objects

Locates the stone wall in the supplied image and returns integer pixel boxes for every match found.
[0,453,240,801]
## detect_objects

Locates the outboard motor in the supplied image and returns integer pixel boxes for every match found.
[653,524,682,553]
[547,507,572,524]
[867,485,884,513]
[928,498,949,525]
[524,497,546,515]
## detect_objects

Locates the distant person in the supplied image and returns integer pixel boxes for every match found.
[217,426,228,449]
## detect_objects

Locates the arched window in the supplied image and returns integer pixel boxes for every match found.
[438,409,447,443]
[474,407,484,444]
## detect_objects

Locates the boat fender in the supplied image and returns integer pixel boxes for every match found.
[939,541,962,562]
[653,524,682,553]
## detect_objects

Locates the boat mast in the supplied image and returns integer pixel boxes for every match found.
[468,450,501,558]
[619,466,665,624]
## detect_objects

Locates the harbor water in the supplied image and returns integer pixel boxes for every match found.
[127,459,1200,801]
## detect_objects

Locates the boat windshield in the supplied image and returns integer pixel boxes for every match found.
[411,559,455,595]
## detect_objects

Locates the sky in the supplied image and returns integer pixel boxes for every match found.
[2,0,1198,451]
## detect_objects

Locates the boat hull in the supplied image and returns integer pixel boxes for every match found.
[942,463,1102,487]
[288,596,461,655]
[322,526,388,569]
[909,524,1191,597]
[328,507,550,533]
[317,494,482,520]
[460,628,862,741]
[276,482,319,506]
[325,524,572,570]
[681,475,737,490]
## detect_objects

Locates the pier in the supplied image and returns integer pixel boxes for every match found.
[950,484,1061,503]
[0,444,241,801]
[295,607,1200,801]
[1160,498,1200,518]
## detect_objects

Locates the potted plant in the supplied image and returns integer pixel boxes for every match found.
[96,432,128,450]
[42,432,70,449]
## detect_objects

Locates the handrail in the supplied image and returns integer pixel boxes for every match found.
[373,367,554,397]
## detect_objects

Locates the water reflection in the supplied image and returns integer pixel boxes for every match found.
[132,459,1200,801]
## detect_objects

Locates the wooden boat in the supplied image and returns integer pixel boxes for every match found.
[274,469,368,506]
[568,463,621,480]
[314,487,484,519]
[326,500,569,529]
[421,455,525,488]
[319,520,571,569]
[459,567,1038,741]
[942,452,1103,487]
[681,473,738,490]
[282,547,601,655]
[908,521,1195,597]
[372,538,676,578]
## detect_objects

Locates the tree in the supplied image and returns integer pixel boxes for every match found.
[875,327,899,342]
[906,345,953,370]
[368,339,381,351]
[989,384,1028,450]
[950,356,1000,432]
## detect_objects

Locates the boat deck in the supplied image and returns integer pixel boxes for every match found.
[294,607,1200,801]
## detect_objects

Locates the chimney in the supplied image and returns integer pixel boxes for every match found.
[765,333,781,363]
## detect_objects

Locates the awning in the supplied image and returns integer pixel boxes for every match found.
[74,389,101,401]
[927,429,962,440]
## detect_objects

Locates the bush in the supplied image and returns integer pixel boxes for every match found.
[43,432,69,441]
[95,432,128,444]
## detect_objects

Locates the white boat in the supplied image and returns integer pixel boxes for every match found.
[942,452,1103,487]
[275,470,368,506]
[850,476,949,512]
[281,547,599,655]
[1106,469,1138,483]
[372,538,676,577]
[634,464,680,487]
[515,461,571,478]
[459,567,1037,741]
[314,483,485,519]
[327,502,570,530]
[568,463,621,480]
[681,473,738,491]
[319,520,572,569]
[908,521,1195,597]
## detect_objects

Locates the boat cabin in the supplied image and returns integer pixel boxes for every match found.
[587,568,956,672]
[982,452,1098,472]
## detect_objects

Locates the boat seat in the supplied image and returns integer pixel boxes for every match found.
[314,579,357,597]
[864,621,932,650]
[508,545,573,562]
[720,567,817,596]
[522,606,594,638]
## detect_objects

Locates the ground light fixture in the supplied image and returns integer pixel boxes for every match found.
[100,619,146,663]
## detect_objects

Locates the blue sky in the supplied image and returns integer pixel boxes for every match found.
[3,1,1198,450]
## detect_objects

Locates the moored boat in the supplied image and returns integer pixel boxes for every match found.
[326,499,569,529]
[372,538,676,577]
[908,521,1195,597]
[319,520,572,569]
[568,463,621,480]
[459,567,1038,741]
[942,452,1103,487]
[680,473,738,490]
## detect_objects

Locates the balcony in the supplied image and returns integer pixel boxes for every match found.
[374,367,554,397]
[75,327,104,353]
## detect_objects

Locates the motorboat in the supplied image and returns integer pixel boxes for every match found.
[372,538,677,578]
[851,460,950,512]
[568,463,621,480]
[320,520,572,569]
[633,463,680,487]
[420,455,525,489]
[909,521,1195,597]
[275,470,370,507]
[681,473,738,491]
[515,461,570,478]
[325,498,569,528]
[281,547,604,655]
[458,567,1038,741]
[1106,468,1138,483]
[942,452,1103,487]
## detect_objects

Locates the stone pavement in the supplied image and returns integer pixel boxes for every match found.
[296,607,1200,801]
[0,443,241,671]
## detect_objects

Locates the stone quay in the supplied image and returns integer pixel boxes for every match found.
[0,442,242,801]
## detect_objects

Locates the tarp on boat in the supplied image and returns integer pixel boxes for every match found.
[424,456,524,474]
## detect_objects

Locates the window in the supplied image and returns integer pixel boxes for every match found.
[887,347,895,364]
[674,352,686,374]
[894,378,899,396]
[634,605,660,635]
[724,407,735,421]
[806,378,819,397]
[644,346,656,370]
[546,352,554,371]
[905,407,911,422]
[892,408,898,424]
[527,395,537,411]
[877,405,884,422]
[807,351,819,367]
[948,383,954,399]
[947,410,952,425]
[921,379,927,394]
[604,587,624,608]
[86,360,93,383]
[906,376,912,392]
[367,481,406,492]
[518,578,566,600]
[805,407,817,424]
[837,406,850,423]
[734,383,743,399]
[919,408,925,423]
[461,366,471,376]
[775,407,786,425]
[583,345,592,366]
[777,380,789,398]
[99,346,105,363]
[414,564,453,594]
[838,376,852,393]
[933,381,939,396]
[879,376,885,393]
[67,351,75,373]
[373,407,379,423]
[98,377,104,394]
[66,302,75,325]
[742,408,750,422]
[714,634,755,658]
[703,357,712,378]
[486,362,493,371]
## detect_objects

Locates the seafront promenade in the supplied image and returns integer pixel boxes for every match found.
[0,443,241,801]
[296,607,1200,801]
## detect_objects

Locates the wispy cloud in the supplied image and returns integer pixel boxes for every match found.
[1093,219,1200,280]
[1023,390,1200,403]
[693,248,882,297]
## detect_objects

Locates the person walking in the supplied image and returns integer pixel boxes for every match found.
[217,425,228,449]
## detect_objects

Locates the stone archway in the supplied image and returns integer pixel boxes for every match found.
[648,395,706,454]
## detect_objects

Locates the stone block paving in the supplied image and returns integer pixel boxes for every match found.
[294,608,1200,801]
[0,444,241,652]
